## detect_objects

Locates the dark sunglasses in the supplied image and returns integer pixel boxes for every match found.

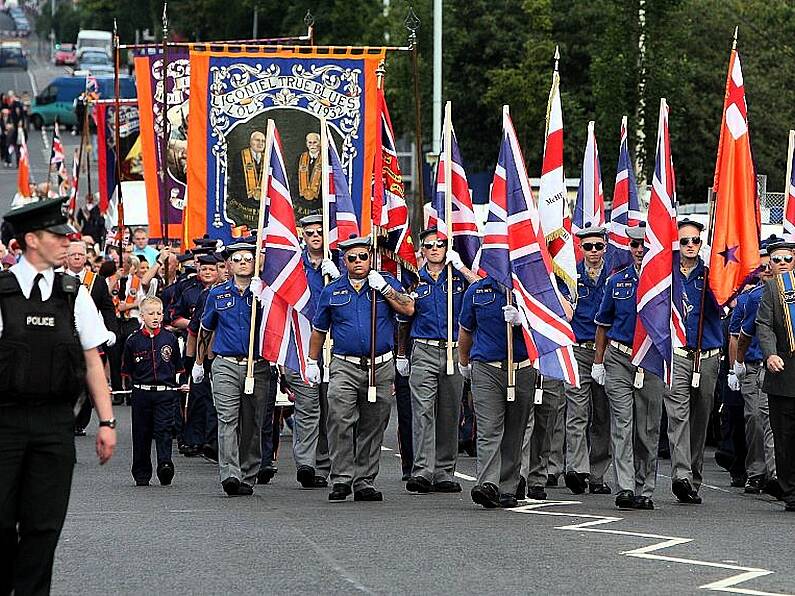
[630,240,643,248]
[582,242,605,252]
[679,236,702,247]
[771,255,794,264]
[422,240,447,250]
[346,252,370,263]
[304,229,322,237]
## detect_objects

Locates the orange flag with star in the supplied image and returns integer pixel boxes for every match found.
[708,44,760,306]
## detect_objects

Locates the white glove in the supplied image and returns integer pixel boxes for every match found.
[321,258,340,280]
[446,248,465,271]
[458,362,472,380]
[728,371,740,392]
[591,363,606,386]
[396,356,410,377]
[306,358,321,385]
[733,361,747,380]
[249,277,264,297]
[105,330,116,347]
[367,270,390,294]
[502,304,522,326]
[191,362,205,384]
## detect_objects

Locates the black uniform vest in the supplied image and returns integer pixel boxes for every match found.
[0,270,86,405]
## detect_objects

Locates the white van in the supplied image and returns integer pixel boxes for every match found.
[76,30,113,57]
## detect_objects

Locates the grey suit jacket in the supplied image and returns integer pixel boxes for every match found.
[757,278,795,397]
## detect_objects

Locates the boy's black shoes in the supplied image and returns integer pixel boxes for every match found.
[157,462,175,486]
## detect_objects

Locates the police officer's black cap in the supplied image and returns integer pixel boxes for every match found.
[419,227,439,241]
[197,254,219,266]
[338,235,371,251]
[574,224,607,240]
[299,214,323,228]
[3,197,76,237]
[677,218,705,232]
[626,223,646,241]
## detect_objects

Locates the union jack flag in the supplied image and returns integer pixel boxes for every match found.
[50,122,70,196]
[607,116,642,273]
[480,106,579,386]
[68,148,79,216]
[785,132,795,242]
[572,120,605,236]
[631,99,686,385]
[427,108,481,269]
[256,124,315,380]
[323,121,359,250]
[372,87,417,284]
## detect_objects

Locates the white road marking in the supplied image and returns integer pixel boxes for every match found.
[454,471,476,482]
[511,501,791,596]
[27,68,37,95]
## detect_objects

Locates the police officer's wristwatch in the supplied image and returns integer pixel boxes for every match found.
[98,418,117,429]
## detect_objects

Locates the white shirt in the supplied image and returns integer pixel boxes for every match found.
[0,256,109,350]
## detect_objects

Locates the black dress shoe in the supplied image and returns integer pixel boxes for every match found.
[499,493,518,508]
[564,471,588,495]
[745,475,765,494]
[516,477,527,500]
[730,474,747,488]
[237,484,254,496]
[589,482,612,495]
[432,480,462,493]
[785,502,795,512]
[406,476,432,494]
[615,489,635,509]
[257,465,277,485]
[135,479,149,487]
[201,445,218,463]
[354,487,383,502]
[313,476,328,488]
[74,427,86,437]
[714,450,733,471]
[471,482,500,508]
[296,465,316,488]
[672,478,702,504]
[222,477,241,496]
[632,495,654,510]
[527,485,547,500]
[157,462,175,486]
[181,445,200,458]
[546,474,559,488]
[763,478,784,500]
[328,483,352,502]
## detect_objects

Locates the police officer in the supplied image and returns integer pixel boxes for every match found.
[197,238,269,496]
[306,236,415,502]
[563,226,611,495]
[286,214,335,488]
[0,198,116,594]
[664,218,723,504]
[399,227,479,494]
[593,224,664,510]
[458,275,536,509]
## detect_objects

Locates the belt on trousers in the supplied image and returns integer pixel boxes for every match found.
[218,355,265,365]
[335,352,394,367]
[133,384,173,391]
[483,359,533,371]
[609,340,633,356]
[576,341,596,350]
[415,338,458,348]
[673,347,720,360]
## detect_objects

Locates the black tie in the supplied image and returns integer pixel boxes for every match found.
[30,273,43,302]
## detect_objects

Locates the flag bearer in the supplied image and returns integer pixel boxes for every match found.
[399,227,479,494]
[593,224,664,510]
[306,236,415,503]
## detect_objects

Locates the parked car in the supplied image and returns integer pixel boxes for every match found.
[0,43,27,70]
[77,49,113,75]
[53,43,76,66]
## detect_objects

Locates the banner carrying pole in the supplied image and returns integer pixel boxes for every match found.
[443,101,454,375]
[320,116,333,381]
[245,118,275,395]
[505,287,515,402]
[369,62,386,404]
[160,2,171,271]
[113,20,125,244]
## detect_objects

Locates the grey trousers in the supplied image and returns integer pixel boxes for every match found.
[471,361,535,495]
[286,368,331,477]
[326,357,393,491]
[210,358,269,487]
[521,377,563,487]
[409,342,463,483]
[742,363,776,479]
[664,353,719,489]
[546,382,567,477]
[564,346,611,482]
[604,345,663,496]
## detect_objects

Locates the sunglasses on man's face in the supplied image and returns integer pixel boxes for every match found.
[422,240,446,250]
[679,236,702,247]
[630,240,643,249]
[304,229,322,237]
[346,252,370,263]
[231,253,254,263]
[582,242,605,252]
[771,254,794,264]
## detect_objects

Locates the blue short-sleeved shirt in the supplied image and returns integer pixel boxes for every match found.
[681,259,723,350]
[571,260,608,343]
[121,327,185,386]
[171,277,205,323]
[740,283,764,340]
[594,265,639,346]
[201,279,261,357]
[312,271,404,357]
[459,276,529,362]
[407,265,467,341]
[730,287,762,362]
[302,250,325,303]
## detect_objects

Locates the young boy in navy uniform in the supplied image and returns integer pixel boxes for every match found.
[122,296,185,486]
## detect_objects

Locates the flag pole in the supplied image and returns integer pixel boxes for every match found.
[505,287,516,402]
[160,3,171,270]
[113,20,124,244]
[320,116,333,380]
[43,121,55,198]
[443,101,455,375]
[244,119,275,395]
[369,63,386,403]
[785,129,795,241]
